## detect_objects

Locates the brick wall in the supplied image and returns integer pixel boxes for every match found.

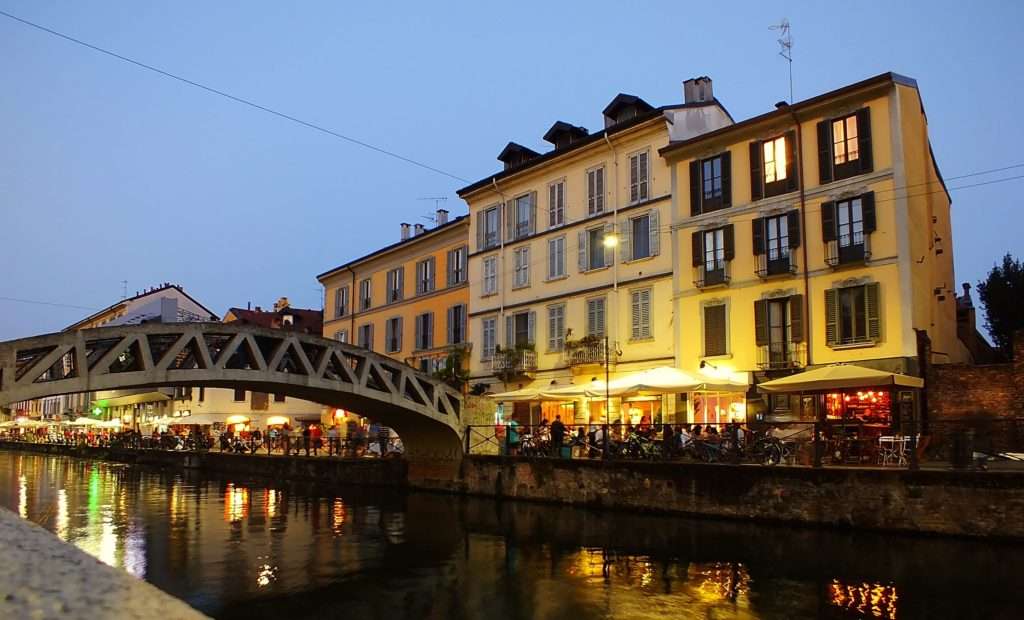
[928,331,1024,422]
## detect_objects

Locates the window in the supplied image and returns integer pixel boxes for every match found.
[818,109,872,183]
[703,304,727,357]
[335,330,348,343]
[447,246,467,286]
[358,324,373,349]
[233,389,246,402]
[750,132,796,200]
[448,304,466,345]
[359,278,372,310]
[753,211,800,277]
[198,387,205,402]
[505,310,535,348]
[631,288,651,340]
[385,317,403,353]
[703,157,723,201]
[704,228,725,276]
[587,166,605,215]
[334,286,349,318]
[414,312,434,350]
[478,205,501,250]
[763,136,787,183]
[579,226,611,272]
[274,393,286,403]
[822,194,875,266]
[586,297,606,338]
[547,304,565,351]
[548,180,565,227]
[386,267,404,303]
[691,225,733,287]
[628,210,660,261]
[825,283,881,346]
[629,150,649,203]
[754,296,804,368]
[547,236,566,279]
[513,246,530,288]
[512,193,535,240]
[689,152,732,214]
[482,317,496,360]
[482,256,498,295]
[415,258,435,295]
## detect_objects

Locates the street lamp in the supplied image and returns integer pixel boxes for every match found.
[602,233,618,248]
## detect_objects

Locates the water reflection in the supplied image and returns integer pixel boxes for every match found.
[0,451,1021,619]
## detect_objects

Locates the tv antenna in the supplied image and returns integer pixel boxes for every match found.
[417,196,449,223]
[771,19,793,103]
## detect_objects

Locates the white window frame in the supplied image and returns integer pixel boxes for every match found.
[385,317,402,353]
[335,329,348,343]
[334,286,349,318]
[547,303,566,352]
[763,135,788,184]
[548,179,565,228]
[513,246,530,288]
[587,226,606,271]
[386,267,403,303]
[628,149,650,204]
[513,193,532,240]
[587,165,605,215]
[483,205,500,249]
[481,317,496,360]
[547,235,566,280]
[448,245,467,285]
[482,256,498,296]
[630,213,652,261]
[359,278,372,310]
[832,113,860,165]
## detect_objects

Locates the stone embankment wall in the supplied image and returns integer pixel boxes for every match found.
[459,456,1024,540]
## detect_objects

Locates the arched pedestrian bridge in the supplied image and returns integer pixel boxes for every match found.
[0,323,465,467]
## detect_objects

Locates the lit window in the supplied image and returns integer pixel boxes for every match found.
[832,115,859,165]
[763,136,788,183]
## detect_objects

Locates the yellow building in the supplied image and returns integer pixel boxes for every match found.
[318,210,471,377]
[661,72,966,425]
[457,79,733,424]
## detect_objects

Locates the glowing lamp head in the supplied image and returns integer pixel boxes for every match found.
[602,234,618,248]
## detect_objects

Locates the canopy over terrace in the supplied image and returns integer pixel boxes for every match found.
[757,364,924,393]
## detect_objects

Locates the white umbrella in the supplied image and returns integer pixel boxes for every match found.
[69,417,100,427]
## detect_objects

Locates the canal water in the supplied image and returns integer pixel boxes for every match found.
[0,451,1020,620]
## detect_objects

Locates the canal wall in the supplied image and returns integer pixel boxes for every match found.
[0,441,407,487]
[0,507,207,619]
[457,456,1024,540]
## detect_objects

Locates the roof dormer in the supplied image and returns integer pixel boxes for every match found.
[497,141,541,171]
[542,121,590,150]
[602,94,655,128]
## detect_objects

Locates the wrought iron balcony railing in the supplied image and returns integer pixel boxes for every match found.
[694,262,730,289]
[757,341,807,370]
[490,349,537,375]
[755,252,798,279]
[825,234,872,268]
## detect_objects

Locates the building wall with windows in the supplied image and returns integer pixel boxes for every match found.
[459,82,733,395]
[318,213,471,375]
[662,73,967,387]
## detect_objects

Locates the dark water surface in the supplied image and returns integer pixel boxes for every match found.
[0,451,1020,619]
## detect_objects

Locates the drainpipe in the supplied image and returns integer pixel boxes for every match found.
[491,178,507,327]
[345,266,356,340]
[787,107,813,367]
[603,134,620,343]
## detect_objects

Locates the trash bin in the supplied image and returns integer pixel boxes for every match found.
[951,429,975,469]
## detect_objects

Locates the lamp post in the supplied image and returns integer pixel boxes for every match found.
[602,231,618,427]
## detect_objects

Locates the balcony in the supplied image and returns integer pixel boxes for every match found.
[694,262,730,289]
[755,252,798,279]
[757,341,807,371]
[565,339,619,370]
[490,348,537,376]
[826,235,872,268]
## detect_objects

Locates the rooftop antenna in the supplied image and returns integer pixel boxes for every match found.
[770,18,793,103]
[121,280,128,300]
[417,196,448,223]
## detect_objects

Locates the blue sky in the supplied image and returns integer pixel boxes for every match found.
[1,1,1021,340]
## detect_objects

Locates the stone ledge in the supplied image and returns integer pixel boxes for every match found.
[0,507,207,620]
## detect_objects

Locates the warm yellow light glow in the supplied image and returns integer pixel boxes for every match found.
[602,233,618,248]
[225,415,250,425]
[266,416,289,426]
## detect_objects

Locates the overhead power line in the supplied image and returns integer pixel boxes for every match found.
[0,9,470,183]
[0,296,100,312]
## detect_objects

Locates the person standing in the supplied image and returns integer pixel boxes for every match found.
[302,425,311,456]
[311,424,322,456]
[550,415,566,458]
[327,425,339,456]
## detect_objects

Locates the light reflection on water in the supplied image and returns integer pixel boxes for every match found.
[0,451,1021,620]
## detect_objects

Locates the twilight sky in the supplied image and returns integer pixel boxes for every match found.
[1,1,1021,341]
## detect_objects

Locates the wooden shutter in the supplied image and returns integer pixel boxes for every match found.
[649,209,660,256]
[578,230,588,272]
[595,167,604,212]
[784,130,798,192]
[446,249,454,287]
[397,267,404,299]
[396,318,402,350]
[689,160,701,216]
[385,318,393,350]
[821,201,837,242]
[865,283,881,341]
[861,192,877,233]
[749,141,763,201]
[789,294,805,342]
[446,307,454,345]
[505,315,513,348]
[620,216,632,263]
[476,213,484,250]
[388,270,396,297]
[817,119,833,184]
[427,312,434,349]
[630,154,639,203]
[856,107,873,173]
[753,299,769,346]
[428,258,435,291]
[723,224,735,261]
[787,210,801,248]
[824,289,839,346]
[691,231,703,267]
[603,222,614,267]
[529,191,538,235]
[414,315,422,349]
[505,200,515,240]
[548,184,558,227]
[751,218,765,255]
[720,151,732,208]
[704,305,726,357]
[527,311,536,346]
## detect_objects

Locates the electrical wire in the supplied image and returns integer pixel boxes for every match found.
[0,9,471,183]
[0,296,100,312]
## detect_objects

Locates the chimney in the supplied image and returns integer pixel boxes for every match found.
[961,282,973,307]
[436,208,449,225]
[683,76,713,104]
[273,296,290,312]
[400,222,411,241]
[414,223,425,236]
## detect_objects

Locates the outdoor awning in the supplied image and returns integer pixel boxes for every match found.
[757,364,925,393]
[92,392,171,408]
[69,417,99,426]
[490,387,545,402]
[593,366,749,397]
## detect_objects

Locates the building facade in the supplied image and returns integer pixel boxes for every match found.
[318,210,471,376]
[457,79,733,424]
[661,72,967,424]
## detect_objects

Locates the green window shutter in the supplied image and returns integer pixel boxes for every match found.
[821,201,837,242]
[649,208,660,256]
[856,107,873,174]
[720,151,732,208]
[753,299,769,346]
[824,289,839,346]
[689,160,701,216]
[817,119,833,184]
[784,130,799,193]
[861,192,877,233]
[691,231,703,267]
[751,217,765,255]
[790,294,805,343]
[788,210,801,248]
[749,142,763,201]
[865,283,881,342]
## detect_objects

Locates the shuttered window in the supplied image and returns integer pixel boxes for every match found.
[511,193,536,240]
[548,180,565,227]
[587,166,605,215]
[751,132,798,200]
[690,153,732,215]
[357,324,373,350]
[629,150,649,203]
[415,259,434,295]
[414,312,434,350]
[625,210,660,261]
[818,108,873,183]
[447,246,467,286]
[447,304,466,345]
[478,205,501,250]
[385,317,402,353]
[513,246,530,288]
[763,136,788,183]
[359,279,372,310]
[334,286,349,318]
[548,236,566,279]
[482,257,497,295]
[335,330,348,343]
[703,304,727,357]
[825,283,881,346]
[387,267,405,302]
[586,297,606,338]
[506,311,535,348]
[547,304,566,352]
[481,318,496,360]
[631,289,652,340]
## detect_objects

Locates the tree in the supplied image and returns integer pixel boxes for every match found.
[977,253,1024,358]
[433,346,470,392]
